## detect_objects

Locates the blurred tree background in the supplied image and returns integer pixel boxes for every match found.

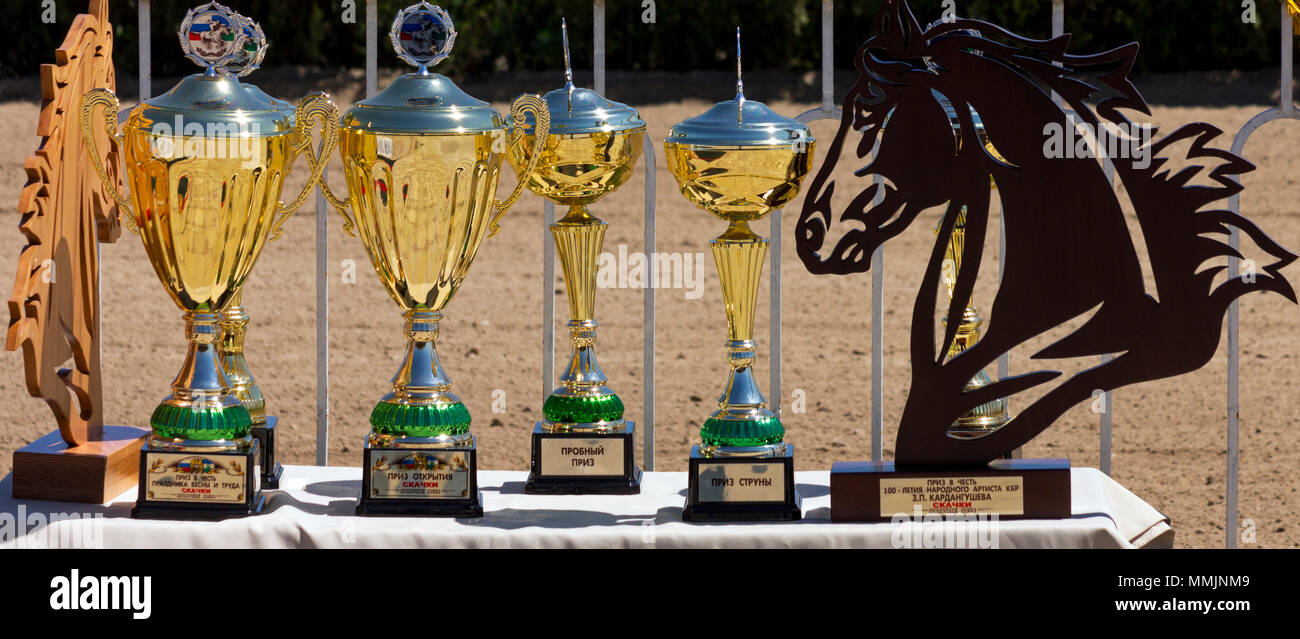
[0,0,1286,78]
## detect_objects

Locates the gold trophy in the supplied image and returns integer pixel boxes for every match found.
[80,2,338,519]
[509,19,645,494]
[665,29,814,521]
[937,205,1011,436]
[321,2,549,517]
[216,11,295,490]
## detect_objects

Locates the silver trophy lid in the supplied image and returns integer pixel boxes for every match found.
[666,28,811,148]
[342,2,503,134]
[523,18,643,136]
[134,2,291,135]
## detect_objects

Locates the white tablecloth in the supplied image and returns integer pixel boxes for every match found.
[0,466,1172,549]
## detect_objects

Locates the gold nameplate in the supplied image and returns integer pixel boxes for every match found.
[540,438,624,476]
[143,452,249,504]
[696,463,785,503]
[880,475,1024,517]
[368,451,471,499]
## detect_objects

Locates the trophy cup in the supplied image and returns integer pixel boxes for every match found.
[216,11,294,490]
[509,19,645,494]
[80,2,338,519]
[665,30,814,521]
[937,205,1010,437]
[321,2,549,517]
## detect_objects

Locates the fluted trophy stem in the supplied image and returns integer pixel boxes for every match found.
[369,310,472,444]
[938,206,1010,436]
[701,219,784,456]
[218,291,266,426]
[544,205,625,429]
[148,311,251,450]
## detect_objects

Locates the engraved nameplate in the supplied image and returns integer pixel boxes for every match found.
[879,475,1025,517]
[143,452,249,504]
[540,438,624,476]
[368,451,471,499]
[696,462,786,503]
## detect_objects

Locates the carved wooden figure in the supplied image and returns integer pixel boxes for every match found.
[8,0,148,503]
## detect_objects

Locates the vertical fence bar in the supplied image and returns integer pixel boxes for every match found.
[1100,159,1115,475]
[594,0,606,95]
[821,0,833,112]
[870,183,884,461]
[138,0,151,100]
[770,210,782,420]
[793,1,845,454]
[315,170,330,466]
[543,200,555,402]
[643,144,657,471]
[1283,5,1296,118]
[1220,0,1297,549]
[366,0,378,98]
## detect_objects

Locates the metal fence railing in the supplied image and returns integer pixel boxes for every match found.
[124,0,1293,548]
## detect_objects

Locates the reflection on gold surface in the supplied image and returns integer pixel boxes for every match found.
[122,118,291,312]
[513,128,644,207]
[338,130,501,312]
[664,142,813,221]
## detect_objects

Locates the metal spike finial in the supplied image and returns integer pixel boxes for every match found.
[736,27,744,97]
[562,17,575,111]
[562,17,573,88]
[735,27,745,123]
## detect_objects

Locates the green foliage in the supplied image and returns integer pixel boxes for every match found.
[0,0,1287,78]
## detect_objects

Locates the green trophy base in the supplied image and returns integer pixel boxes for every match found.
[250,416,283,489]
[683,444,801,522]
[131,439,264,520]
[525,421,641,494]
[829,458,1072,522]
[356,435,483,517]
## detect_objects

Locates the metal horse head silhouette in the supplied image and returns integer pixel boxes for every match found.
[796,0,1296,466]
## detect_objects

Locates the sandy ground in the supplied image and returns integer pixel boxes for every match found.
[1,68,1297,548]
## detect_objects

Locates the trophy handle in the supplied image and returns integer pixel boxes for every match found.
[488,94,550,238]
[319,177,357,238]
[79,88,136,234]
[268,92,341,241]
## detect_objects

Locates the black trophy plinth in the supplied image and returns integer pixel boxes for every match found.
[356,436,483,517]
[682,444,801,522]
[829,458,1072,522]
[131,438,265,520]
[525,422,641,494]
[249,416,283,489]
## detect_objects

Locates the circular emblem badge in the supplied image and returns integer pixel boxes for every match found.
[178,2,245,70]
[222,13,267,77]
[389,2,457,70]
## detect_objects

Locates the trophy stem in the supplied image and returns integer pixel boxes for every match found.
[938,207,1010,436]
[370,309,472,443]
[218,291,266,425]
[544,205,625,430]
[701,220,785,456]
[148,311,252,450]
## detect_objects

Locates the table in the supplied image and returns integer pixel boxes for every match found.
[0,467,1172,548]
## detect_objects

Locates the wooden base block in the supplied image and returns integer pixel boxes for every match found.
[12,426,150,504]
[830,458,1072,522]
